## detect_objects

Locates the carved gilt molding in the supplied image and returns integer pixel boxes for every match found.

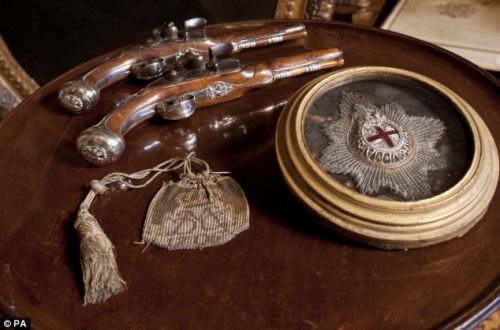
[274,0,384,26]
[305,0,336,20]
[274,0,309,19]
[0,35,38,117]
[274,0,336,19]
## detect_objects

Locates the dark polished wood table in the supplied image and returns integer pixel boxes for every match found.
[0,20,498,330]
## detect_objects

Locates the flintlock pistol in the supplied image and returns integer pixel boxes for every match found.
[58,18,307,114]
[76,46,344,166]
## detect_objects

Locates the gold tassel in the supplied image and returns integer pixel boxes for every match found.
[75,209,126,305]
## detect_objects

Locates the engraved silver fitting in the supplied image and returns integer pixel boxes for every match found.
[76,124,125,166]
[58,80,99,114]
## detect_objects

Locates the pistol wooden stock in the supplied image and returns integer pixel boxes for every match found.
[76,48,344,166]
[58,22,307,114]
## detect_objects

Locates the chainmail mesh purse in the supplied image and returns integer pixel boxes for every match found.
[74,153,249,305]
[143,158,249,250]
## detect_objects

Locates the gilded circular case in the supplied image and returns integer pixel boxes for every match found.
[276,67,499,249]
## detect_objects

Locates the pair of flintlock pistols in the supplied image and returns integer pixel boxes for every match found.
[58,18,344,166]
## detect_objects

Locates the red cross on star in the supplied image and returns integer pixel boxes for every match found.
[367,125,399,148]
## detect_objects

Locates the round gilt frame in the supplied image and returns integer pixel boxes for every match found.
[276,66,499,249]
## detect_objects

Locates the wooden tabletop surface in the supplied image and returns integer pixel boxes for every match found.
[0,20,498,330]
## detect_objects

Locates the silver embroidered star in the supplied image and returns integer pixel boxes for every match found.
[319,92,447,200]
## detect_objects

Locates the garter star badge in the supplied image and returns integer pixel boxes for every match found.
[319,92,447,200]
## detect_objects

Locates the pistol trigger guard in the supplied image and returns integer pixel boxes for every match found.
[156,94,196,121]
[131,57,169,80]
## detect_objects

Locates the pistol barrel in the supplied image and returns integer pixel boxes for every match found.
[270,48,344,81]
